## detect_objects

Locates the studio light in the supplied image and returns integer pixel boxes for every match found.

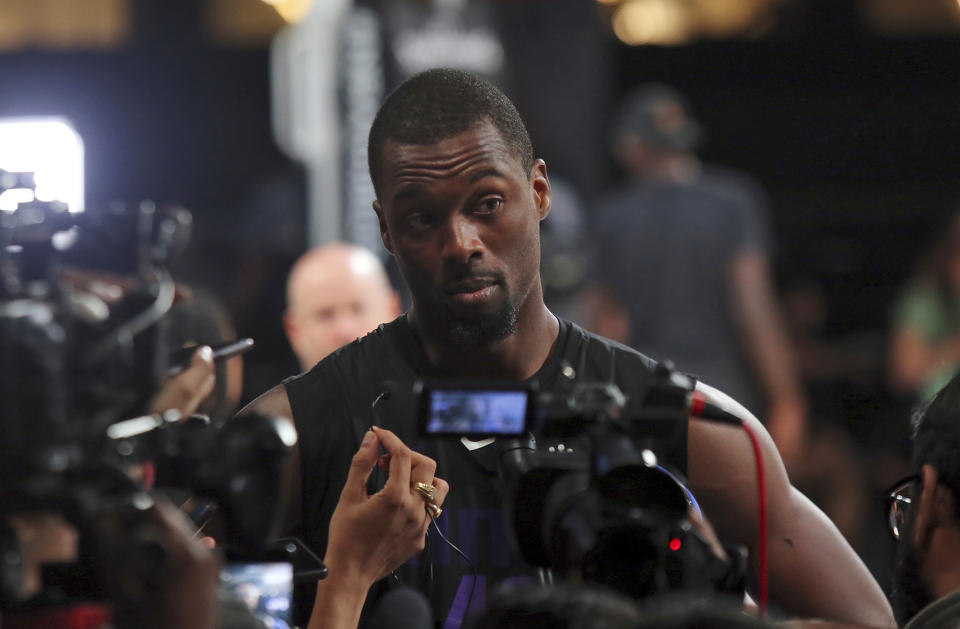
[0,117,84,213]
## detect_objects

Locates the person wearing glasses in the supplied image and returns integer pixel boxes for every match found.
[883,370,960,629]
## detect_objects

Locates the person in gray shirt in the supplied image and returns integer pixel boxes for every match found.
[587,84,807,467]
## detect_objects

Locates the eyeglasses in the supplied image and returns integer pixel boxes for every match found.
[883,474,921,541]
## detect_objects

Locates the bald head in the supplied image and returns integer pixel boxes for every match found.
[285,243,401,370]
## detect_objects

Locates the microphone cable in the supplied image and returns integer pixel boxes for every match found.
[689,391,768,615]
[427,509,479,620]
[369,381,396,504]
[369,381,405,588]
[740,421,768,615]
[368,380,478,614]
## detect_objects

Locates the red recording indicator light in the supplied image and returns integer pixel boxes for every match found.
[669,538,683,551]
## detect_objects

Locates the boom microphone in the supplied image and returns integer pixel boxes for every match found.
[367,587,434,629]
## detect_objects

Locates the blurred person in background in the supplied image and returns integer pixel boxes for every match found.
[468,584,773,629]
[1,345,220,628]
[2,352,438,629]
[586,84,808,467]
[774,274,884,549]
[284,243,401,372]
[882,369,960,629]
[889,213,960,402]
[538,174,594,322]
[2,425,440,629]
[160,289,245,420]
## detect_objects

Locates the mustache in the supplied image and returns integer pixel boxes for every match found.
[440,267,504,293]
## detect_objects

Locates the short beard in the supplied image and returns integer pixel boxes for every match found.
[892,538,935,625]
[441,301,518,350]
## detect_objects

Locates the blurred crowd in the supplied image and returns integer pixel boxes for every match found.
[161,73,960,627]
[5,2,960,628]
[184,80,960,592]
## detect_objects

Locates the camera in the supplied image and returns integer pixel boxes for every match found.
[417,363,746,602]
[417,380,534,438]
[0,176,295,621]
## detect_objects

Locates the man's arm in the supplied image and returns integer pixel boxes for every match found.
[728,249,808,467]
[237,385,302,529]
[688,382,894,627]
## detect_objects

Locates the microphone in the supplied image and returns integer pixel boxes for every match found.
[367,587,434,629]
[371,380,398,410]
[368,381,399,491]
[644,361,743,426]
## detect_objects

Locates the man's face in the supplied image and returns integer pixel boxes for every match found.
[286,257,400,369]
[373,121,550,350]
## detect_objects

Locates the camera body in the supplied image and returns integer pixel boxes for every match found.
[0,179,294,617]
[418,363,746,601]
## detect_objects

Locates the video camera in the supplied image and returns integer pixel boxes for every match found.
[416,362,747,602]
[0,173,295,619]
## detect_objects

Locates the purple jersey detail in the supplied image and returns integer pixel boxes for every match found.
[444,575,485,629]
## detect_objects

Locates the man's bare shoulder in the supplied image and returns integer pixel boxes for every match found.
[238,383,293,420]
[236,383,302,527]
[687,382,894,627]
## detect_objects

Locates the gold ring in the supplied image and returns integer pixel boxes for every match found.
[415,482,437,502]
[425,502,443,519]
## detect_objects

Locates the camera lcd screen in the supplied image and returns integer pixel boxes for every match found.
[221,562,293,628]
[423,387,530,436]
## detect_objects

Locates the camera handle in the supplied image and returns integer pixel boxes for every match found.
[496,435,536,484]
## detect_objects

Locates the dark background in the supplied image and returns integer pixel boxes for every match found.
[1,0,957,341]
[2,0,954,589]
[620,35,960,332]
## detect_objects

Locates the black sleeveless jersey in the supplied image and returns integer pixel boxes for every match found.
[284,315,687,627]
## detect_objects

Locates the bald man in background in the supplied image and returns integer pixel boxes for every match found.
[284,243,402,371]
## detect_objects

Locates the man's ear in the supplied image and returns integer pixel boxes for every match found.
[388,291,402,318]
[913,464,949,550]
[373,200,395,255]
[612,136,643,173]
[283,311,302,351]
[530,159,552,222]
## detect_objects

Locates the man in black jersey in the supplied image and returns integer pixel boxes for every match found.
[243,69,894,628]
